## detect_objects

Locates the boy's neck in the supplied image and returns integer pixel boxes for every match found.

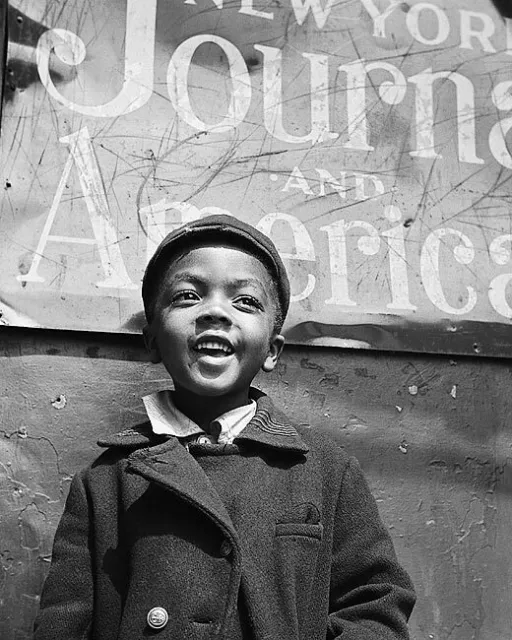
[172,386,252,430]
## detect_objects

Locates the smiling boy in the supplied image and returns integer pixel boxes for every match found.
[143,238,284,427]
[34,215,415,640]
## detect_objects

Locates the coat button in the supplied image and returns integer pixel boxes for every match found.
[147,606,169,630]
[219,539,232,557]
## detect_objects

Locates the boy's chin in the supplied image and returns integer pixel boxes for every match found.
[186,380,246,398]
[177,372,253,400]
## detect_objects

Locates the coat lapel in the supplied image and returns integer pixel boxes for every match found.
[97,389,309,544]
[126,436,238,545]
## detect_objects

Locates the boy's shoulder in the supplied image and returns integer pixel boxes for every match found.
[249,389,353,471]
[293,420,351,466]
[96,421,158,449]
[69,422,165,483]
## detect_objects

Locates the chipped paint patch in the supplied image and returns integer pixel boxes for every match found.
[51,394,66,410]
[342,415,368,431]
[398,440,408,454]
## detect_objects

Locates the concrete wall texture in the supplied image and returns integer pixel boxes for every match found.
[0,327,510,639]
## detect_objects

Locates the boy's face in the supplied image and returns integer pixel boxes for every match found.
[144,243,284,404]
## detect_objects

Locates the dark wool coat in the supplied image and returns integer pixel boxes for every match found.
[34,391,415,640]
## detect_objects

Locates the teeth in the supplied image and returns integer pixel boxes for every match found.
[196,341,233,354]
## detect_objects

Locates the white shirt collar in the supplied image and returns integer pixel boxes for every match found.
[142,390,257,445]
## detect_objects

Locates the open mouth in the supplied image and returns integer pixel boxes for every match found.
[193,338,235,358]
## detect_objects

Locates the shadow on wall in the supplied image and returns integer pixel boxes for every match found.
[2,5,68,105]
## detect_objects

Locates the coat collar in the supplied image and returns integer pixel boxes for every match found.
[98,389,309,455]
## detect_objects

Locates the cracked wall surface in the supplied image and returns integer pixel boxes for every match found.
[0,327,511,639]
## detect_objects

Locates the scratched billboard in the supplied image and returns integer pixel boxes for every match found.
[1,0,512,356]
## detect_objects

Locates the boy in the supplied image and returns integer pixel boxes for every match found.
[34,214,415,640]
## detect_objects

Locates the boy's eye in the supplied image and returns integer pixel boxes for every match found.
[235,295,264,311]
[172,290,199,304]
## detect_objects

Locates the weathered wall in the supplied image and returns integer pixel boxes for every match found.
[0,327,510,639]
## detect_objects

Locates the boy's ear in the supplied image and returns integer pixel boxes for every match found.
[262,334,285,373]
[143,324,162,364]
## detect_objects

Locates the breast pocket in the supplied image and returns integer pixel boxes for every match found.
[275,521,323,539]
[273,504,323,640]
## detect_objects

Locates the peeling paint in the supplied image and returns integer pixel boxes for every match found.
[342,415,368,431]
[318,373,339,388]
[398,440,408,454]
[50,395,66,410]
[299,358,325,373]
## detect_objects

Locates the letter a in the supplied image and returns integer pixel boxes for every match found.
[18,127,136,290]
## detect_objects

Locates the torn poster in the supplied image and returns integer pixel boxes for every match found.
[1,0,512,356]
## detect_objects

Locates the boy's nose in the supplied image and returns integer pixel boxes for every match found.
[197,303,233,326]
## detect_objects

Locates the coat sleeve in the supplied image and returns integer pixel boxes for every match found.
[327,456,416,640]
[34,471,93,640]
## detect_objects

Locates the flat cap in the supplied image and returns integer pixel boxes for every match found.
[142,214,290,326]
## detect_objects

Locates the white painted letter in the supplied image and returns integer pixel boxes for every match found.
[257,213,316,301]
[381,206,417,310]
[320,219,381,306]
[406,3,450,46]
[18,128,136,290]
[283,167,314,195]
[339,59,407,151]
[420,228,476,315]
[316,169,347,198]
[506,18,512,56]
[140,200,232,262]
[256,45,338,145]
[408,69,484,165]
[183,0,223,7]
[460,10,496,53]
[168,35,252,132]
[354,173,385,200]
[289,0,334,29]
[360,0,403,38]
[489,81,512,169]
[240,0,273,20]
[489,235,512,318]
[37,0,156,117]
